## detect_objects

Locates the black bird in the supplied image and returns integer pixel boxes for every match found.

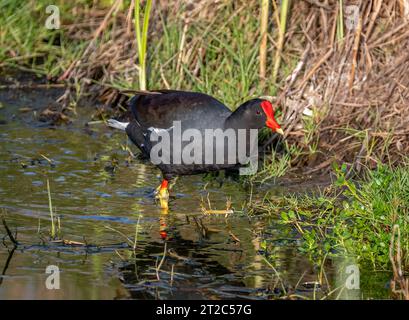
[108,90,283,210]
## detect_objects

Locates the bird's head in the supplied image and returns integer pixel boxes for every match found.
[235,98,283,135]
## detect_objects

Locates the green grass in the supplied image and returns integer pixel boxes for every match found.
[133,3,279,109]
[257,163,409,271]
[250,151,292,183]
[0,0,89,77]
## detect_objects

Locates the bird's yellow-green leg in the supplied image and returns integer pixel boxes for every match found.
[156,179,169,211]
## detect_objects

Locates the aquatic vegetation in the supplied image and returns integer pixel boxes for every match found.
[46,178,63,239]
[46,178,56,238]
[259,164,409,272]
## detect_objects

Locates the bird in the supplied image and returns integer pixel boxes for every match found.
[108,90,283,210]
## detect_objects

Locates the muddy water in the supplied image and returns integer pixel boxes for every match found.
[0,88,390,300]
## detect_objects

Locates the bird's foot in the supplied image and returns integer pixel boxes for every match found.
[155,179,169,211]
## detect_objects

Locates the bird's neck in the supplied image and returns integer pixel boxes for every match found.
[224,105,245,130]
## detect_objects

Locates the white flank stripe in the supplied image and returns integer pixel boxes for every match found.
[107,119,129,131]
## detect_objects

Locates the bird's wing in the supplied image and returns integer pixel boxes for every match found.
[128,90,231,130]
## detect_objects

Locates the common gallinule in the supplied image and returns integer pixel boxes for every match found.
[108,90,283,210]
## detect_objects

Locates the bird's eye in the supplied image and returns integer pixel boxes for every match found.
[256,110,262,115]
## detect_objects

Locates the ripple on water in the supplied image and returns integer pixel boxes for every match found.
[23,171,36,176]
[54,176,65,182]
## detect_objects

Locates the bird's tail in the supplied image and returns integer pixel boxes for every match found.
[107,119,129,131]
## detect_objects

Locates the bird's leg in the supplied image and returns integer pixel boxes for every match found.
[155,177,178,194]
[155,179,169,210]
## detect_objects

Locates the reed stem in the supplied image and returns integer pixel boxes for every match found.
[134,0,153,90]
[46,179,55,238]
[337,0,344,42]
[272,0,290,85]
[259,0,269,85]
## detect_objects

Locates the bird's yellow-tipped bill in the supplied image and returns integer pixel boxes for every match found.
[276,128,284,136]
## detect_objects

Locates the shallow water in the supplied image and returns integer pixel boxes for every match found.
[0,88,391,299]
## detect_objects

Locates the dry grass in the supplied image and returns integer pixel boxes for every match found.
[390,225,409,300]
[279,0,409,173]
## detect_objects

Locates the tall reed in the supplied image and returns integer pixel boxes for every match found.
[134,0,153,90]
[272,0,290,85]
[259,0,270,85]
[46,179,56,238]
[336,0,345,42]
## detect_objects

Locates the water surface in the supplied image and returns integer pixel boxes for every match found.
[0,88,391,299]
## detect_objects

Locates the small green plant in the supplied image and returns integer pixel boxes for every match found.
[274,164,409,271]
[251,151,292,183]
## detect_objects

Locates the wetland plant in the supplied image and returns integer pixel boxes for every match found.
[260,164,409,272]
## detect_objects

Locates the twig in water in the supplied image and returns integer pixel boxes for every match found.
[229,231,241,243]
[156,242,167,281]
[133,214,142,251]
[104,225,134,247]
[51,239,85,246]
[46,179,56,239]
[40,154,54,166]
[170,264,175,287]
[260,254,287,296]
[0,247,16,286]
[1,214,18,247]
[201,195,234,216]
